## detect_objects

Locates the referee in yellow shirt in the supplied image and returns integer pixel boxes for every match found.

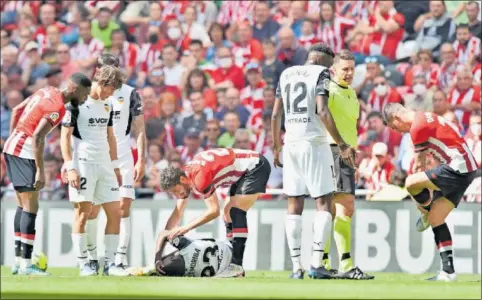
[323,50,374,280]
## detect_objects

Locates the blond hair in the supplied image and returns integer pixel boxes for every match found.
[94,65,124,90]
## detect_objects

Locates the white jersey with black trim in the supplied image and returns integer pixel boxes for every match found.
[276,65,331,144]
[61,97,113,165]
[110,84,143,158]
[171,236,232,277]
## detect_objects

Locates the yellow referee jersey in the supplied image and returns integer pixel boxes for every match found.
[327,80,359,148]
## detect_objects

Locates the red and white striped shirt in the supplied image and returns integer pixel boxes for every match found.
[185,148,260,197]
[407,64,440,88]
[473,63,481,83]
[453,36,481,65]
[240,81,266,112]
[70,37,104,63]
[217,1,255,25]
[176,145,204,164]
[447,86,481,128]
[34,22,66,49]
[411,111,478,173]
[117,41,140,70]
[298,34,321,51]
[246,109,263,133]
[139,43,163,73]
[367,87,402,112]
[437,62,461,91]
[317,16,355,53]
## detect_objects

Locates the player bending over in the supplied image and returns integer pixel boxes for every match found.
[84,53,146,269]
[4,73,91,276]
[61,65,126,276]
[128,230,232,277]
[159,148,271,278]
[382,103,478,282]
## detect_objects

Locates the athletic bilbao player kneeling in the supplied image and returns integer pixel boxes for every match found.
[159,148,271,278]
[382,103,478,282]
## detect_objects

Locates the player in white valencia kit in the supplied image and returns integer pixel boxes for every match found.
[127,230,232,277]
[61,65,127,276]
[271,43,357,279]
[84,54,147,270]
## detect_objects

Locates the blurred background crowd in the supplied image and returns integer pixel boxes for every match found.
[0,0,481,202]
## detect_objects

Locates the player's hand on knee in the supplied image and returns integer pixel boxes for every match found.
[67,169,80,189]
[34,170,45,191]
[114,168,123,187]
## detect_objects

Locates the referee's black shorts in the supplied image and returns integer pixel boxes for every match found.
[330,144,356,196]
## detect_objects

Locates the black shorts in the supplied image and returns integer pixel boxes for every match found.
[330,145,356,195]
[4,153,36,192]
[425,164,477,208]
[229,154,271,197]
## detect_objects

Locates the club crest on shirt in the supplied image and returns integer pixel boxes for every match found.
[104,104,110,112]
[117,97,124,104]
[49,112,60,122]
[323,78,330,91]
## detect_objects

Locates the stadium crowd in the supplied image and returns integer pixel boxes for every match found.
[0,0,481,201]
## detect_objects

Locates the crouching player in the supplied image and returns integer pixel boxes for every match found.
[382,103,478,281]
[159,148,271,277]
[61,65,126,276]
[127,230,232,277]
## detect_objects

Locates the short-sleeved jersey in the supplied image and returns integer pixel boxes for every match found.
[276,65,330,144]
[171,236,232,277]
[110,84,143,157]
[410,112,478,173]
[3,87,66,159]
[327,81,359,147]
[184,148,260,197]
[61,97,114,165]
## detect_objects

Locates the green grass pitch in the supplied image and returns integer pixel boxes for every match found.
[1,267,480,299]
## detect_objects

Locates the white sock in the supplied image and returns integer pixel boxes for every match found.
[15,256,21,265]
[117,217,130,265]
[86,219,98,261]
[20,258,32,269]
[285,214,303,272]
[104,234,119,266]
[311,211,332,268]
[72,233,88,268]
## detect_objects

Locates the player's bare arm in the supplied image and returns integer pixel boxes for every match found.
[271,96,284,168]
[165,198,188,230]
[9,98,30,135]
[107,126,122,187]
[31,118,54,191]
[131,115,147,182]
[317,94,356,168]
[60,126,80,189]
[168,192,220,240]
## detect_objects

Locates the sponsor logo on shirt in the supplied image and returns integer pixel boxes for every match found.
[117,97,124,104]
[104,104,110,112]
[88,118,109,126]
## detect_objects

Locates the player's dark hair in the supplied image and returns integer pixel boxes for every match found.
[468,1,480,9]
[159,166,186,191]
[456,23,470,30]
[97,53,120,68]
[308,43,335,58]
[381,103,404,125]
[190,39,203,48]
[70,73,92,88]
[333,49,355,64]
[93,65,124,90]
[98,7,112,14]
[308,43,335,67]
[156,251,186,277]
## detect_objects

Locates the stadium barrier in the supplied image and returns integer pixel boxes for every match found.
[1,199,480,274]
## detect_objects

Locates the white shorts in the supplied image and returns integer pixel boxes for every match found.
[118,152,135,200]
[282,142,335,198]
[69,162,119,205]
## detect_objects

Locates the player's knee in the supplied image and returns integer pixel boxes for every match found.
[119,198,132,217]
[287,197,304,215]
[75,210,90,227]
[21,195,39,213]
[427,211,445,227]
[316,194,333,212]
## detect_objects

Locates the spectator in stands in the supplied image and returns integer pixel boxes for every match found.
[277,26,308,68]
[185,68,217,110]
[414,0,456,55]
[120,2,161,27]
[177,128,204,163]
[136,25,165,87]
[359,111,402,157]
[405,50,440,88]
[263,87,276,111]
[403,75,434,112]
[1,90,22,141]
[395,133,415,173]
[355,56,384,101]
[367,75,402,112]
[215,87,250,126]
[46,67,63,88]
[453,23,481,65]
[35,3,65,48]
[298,19,321,51]
[91,7,120,48]
[161,44,185,88]
[474,54,482,85]
[465,113,482,166]
[233,129,253,150]
[146,62,181,99]
[318,1,355,53]
[0,30,10,49]
[261,39,285,88]
[57,43,79,80]
[191,1,218,29]
[164,18,189,52]
[182,6,211,47]
[16,27,34,69]
[182,91,210,134]
[432,89,451,116]
[209,46,245,91]
[40,154,65,201]
[216,1,256,38]
[45,24,62,52]
[70,20,104,75]
[187,40,216,71]
[394,0,430,36]
[1,45,22,83]
[252,1,280,42]
[232,21,264,69]
[288,1,306,38]
[437,43,461,93]
[467,1,481,38]
[218,112,241,148]
[206,22,232,62]
[0,154,11,199]
[358,142,396,193]
[145,143,168,191]
[241,63,266,112]
[22,41,49,95]
[142,86,161,120]
[448,67,481,129]
[158,91,183,147]
[145,118,165,146]
[203,119,221,149]
[110,29,138,84]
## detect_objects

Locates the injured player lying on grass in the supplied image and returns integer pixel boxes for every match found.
[127,230,232,277]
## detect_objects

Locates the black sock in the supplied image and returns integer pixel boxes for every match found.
[225,222,233,241]
[413,188,431,206]
[230,207,247,267]
[20,211,37,261]
[14,207,23,259]
[432,223,454,274]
